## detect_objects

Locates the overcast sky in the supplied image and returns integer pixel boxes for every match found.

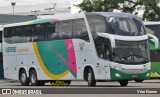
[0,0,83,7]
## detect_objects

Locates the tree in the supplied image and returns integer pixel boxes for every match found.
[77,0,160,21]
[78,0,120,12]
[142,0,160,21]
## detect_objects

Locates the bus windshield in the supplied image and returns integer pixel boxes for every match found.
[87,15,146,36]
[113,40,150,64]
[110,17,146,36]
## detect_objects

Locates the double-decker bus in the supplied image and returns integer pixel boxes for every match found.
[3,12,150,86]
[144,22,160,79]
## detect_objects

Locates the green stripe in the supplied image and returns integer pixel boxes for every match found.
[32,19,53,24]
[110,68,150,80]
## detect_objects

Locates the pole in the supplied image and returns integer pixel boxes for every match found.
[11,2,16,15]
[13,6,14,15]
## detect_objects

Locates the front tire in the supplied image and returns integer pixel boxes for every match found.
[87,68,96,86]
[19,70,30,86]
[119,80,128,86]
[30,70,39,86]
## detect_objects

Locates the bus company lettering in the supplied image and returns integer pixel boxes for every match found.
[5,47,16,52]
[17,48,29,52]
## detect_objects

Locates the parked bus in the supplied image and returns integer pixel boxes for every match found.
[0,26,3,78]
[144,22,160,79]
[3,12,150,86]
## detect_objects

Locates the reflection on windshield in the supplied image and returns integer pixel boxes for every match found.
[113,40,150,64]
[111,17,146,36]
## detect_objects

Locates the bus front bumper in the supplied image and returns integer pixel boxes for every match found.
[110,68,150,81]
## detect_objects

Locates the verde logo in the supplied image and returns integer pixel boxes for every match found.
[5,47,16,52]
[79,42,85,50]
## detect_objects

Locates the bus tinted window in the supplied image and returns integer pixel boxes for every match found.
[150,50,160,62]
[145,25,160,39]
[59,20,72,39]
[32,24,44,41]
[45,23,56,40]
[11,27,25,43]
[73,19,89,41]
[4,28,12,43]
[111,18,146,36]
[87,16,107,33]
[4,19,89,43]
[23,26,32,42]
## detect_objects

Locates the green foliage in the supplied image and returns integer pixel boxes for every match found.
[77,0,160,21]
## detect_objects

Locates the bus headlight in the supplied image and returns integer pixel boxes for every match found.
[146,73,150,77]
[115,73,121,78]
[145,65,150,70]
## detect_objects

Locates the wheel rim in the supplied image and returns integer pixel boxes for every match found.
[88,71,92,83]
[31,74,37,84]
[21,73,26,83]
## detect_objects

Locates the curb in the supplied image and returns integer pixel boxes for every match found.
[0,79,19,83]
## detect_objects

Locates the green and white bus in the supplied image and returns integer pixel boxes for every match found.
[145,22,160,79]
[3,12,150,86]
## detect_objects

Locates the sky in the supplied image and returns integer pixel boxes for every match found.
[0,0,83,7]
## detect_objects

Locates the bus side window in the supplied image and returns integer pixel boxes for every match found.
[73,19,89,42]
[146,25,160,39]
[11,27,23,43]
[4,28,12,43]
[45,23,54,40]
[32,24,45,42]
[150,50,160,62]
[23,26,32,42]
[58,20,72,39]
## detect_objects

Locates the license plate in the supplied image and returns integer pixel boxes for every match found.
[132,74,138,78]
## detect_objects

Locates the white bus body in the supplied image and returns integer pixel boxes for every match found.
[3,12,150,86]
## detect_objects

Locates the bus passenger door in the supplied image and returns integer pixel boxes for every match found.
[95,39,112,80]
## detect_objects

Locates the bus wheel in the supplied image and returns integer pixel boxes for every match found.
[134,80,144,83]
[87,68,96,86]
[119,80,128,86]
[30,70,39,86]
[19,70,30,86]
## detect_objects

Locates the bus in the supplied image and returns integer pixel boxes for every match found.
[3,12,150,86]
[0,25,3,78]
[144,22,160,79]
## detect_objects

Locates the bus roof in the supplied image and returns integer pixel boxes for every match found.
[86,12,141,19]
[144,21,160,25]
[4,12,141,28]
[3,13,84,28]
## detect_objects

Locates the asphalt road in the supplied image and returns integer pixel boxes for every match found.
[0,80,160,97]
